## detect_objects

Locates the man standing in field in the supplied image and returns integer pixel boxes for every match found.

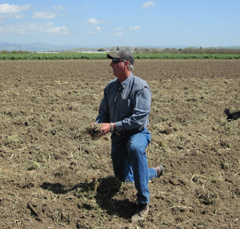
[95,49,164,222]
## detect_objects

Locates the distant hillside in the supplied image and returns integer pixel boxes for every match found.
[0,42,191,52]
[0,42,81,52]
[0,42,239,53]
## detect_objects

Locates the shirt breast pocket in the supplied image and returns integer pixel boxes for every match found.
[120,99,132,114]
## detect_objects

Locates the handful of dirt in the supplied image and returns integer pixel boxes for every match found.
[85,124,102,140]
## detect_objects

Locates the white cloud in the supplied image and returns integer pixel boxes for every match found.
[0,22,68,35]
[114,27,123,31]
[83,18,104,25]
[43,24,68,34]
[113,27,124,36]
[79,4,90,11]
[14,15,24,19]
[52,5,64,11]
[129,26,140,30]
[0,3,30,14]
[96,26,101,32]
[86,26,101,34]
[33,12,56,19]
[0,14,23,19]
[114,32,123,36]
[142,1,155,8]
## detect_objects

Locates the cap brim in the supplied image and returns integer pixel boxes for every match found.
[107,53,121,59]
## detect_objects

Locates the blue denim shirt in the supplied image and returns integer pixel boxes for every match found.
[96,73,151,132]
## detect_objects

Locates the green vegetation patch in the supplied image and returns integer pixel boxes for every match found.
[0,52,107,60]
[134,53,240,59]
[0,52,240,60]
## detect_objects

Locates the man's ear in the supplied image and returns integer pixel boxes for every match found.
[124,60,130,66]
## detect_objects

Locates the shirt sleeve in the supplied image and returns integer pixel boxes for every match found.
[95,88,110,123]
[115,86,151,131]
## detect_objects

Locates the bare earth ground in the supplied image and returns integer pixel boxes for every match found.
[0,59,239,229]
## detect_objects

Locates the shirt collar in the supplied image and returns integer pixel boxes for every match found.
[120,73,133,89]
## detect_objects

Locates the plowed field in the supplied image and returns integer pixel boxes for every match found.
[0,60,239,228]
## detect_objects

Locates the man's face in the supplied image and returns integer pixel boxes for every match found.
[110,58,127,78]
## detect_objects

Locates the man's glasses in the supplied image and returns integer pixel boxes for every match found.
[112,58,126,64]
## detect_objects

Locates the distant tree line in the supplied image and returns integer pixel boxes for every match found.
[134,47,240,54]
[1,47,240,55]
[0,50,31,54]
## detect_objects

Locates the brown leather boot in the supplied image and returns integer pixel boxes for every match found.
[155,165,164,178]
[131,203,149,223]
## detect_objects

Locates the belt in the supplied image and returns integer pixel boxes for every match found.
[113,130,139,136]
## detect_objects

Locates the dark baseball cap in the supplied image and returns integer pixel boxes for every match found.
[107,49,134,65]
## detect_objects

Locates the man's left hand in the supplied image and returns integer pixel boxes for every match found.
[98,123,111,136]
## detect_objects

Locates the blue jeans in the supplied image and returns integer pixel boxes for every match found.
[111,128,157,204]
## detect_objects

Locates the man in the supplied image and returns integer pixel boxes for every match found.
[95,49,163,222]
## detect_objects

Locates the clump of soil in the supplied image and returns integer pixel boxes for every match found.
[84,124,102,140]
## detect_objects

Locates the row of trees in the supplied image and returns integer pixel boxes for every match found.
[133,47,240,54]
[0,50,31,54]
[2,47,240,55]
[108,46,240,54]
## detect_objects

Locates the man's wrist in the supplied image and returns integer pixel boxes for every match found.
[110,123,114,132]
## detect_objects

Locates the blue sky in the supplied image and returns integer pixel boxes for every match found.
[0,0,239,47]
